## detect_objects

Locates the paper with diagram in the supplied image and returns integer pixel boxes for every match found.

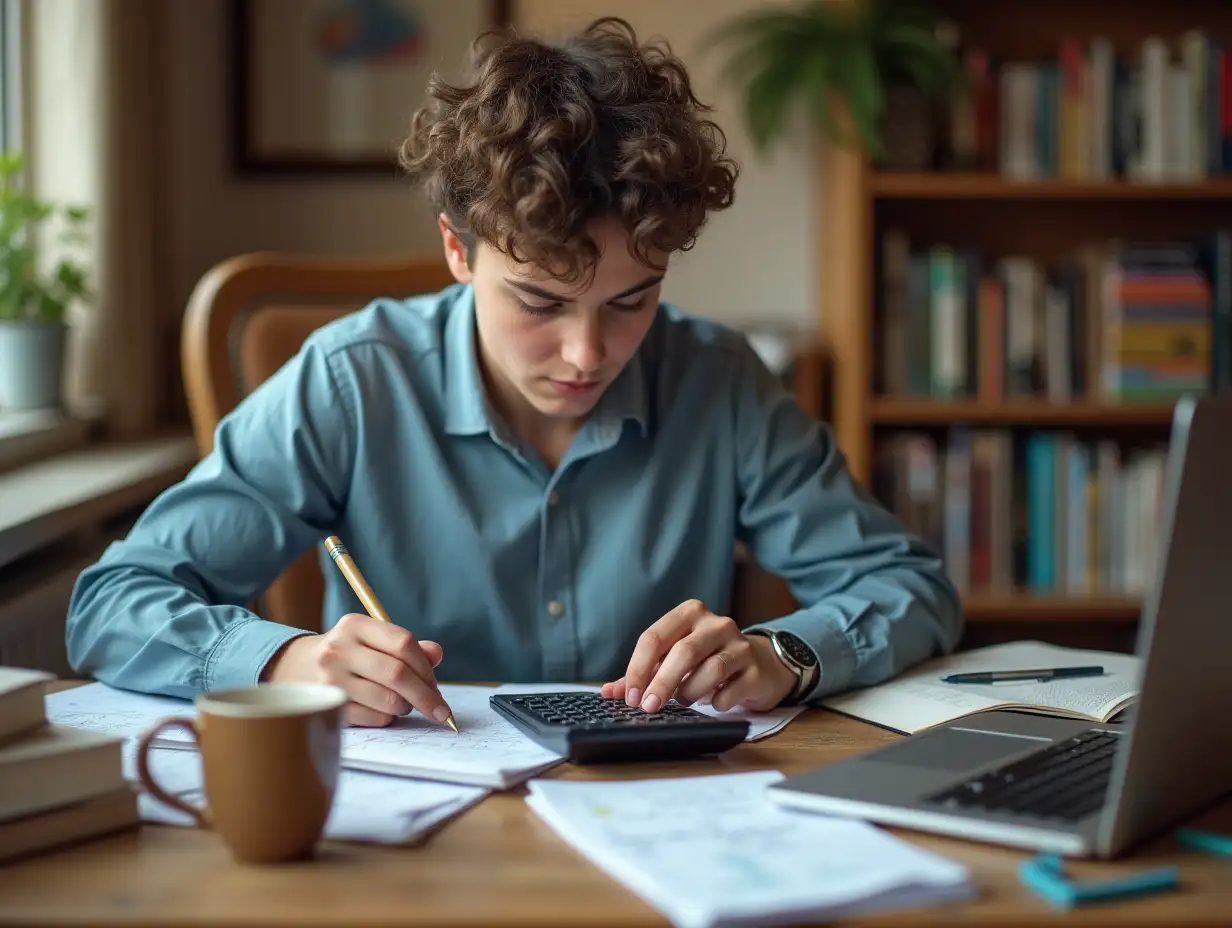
[47,682,565,789]
[525,770,973,928]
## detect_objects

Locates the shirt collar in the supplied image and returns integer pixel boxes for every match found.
[590,346,650,439]
[442,284,652,440]
[442,286,490,436]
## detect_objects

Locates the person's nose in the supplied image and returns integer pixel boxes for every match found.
[560,314,604,375]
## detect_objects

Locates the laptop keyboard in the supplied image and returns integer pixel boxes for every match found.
[925,729,1120,822]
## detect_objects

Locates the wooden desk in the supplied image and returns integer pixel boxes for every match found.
[0,687,1229,926]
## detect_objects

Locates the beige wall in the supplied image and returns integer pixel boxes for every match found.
[166,0,819,331]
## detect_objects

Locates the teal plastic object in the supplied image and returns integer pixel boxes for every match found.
[1017,853,1180,910]
[1176,828,1232,859]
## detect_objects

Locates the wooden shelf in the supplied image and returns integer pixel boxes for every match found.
[963,594,1142,623]
[870,398,1178,427]
[871,172,1232,201]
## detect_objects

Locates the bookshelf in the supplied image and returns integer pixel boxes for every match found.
[818,0,1231,648]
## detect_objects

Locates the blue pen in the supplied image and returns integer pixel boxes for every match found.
[943,665,1105,685]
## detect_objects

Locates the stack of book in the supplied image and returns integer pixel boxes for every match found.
[0,667,137,864]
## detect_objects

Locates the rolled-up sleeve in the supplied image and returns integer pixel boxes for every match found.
[733,341,963,702]
[65,339,355,698]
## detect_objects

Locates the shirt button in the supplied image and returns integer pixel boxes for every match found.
[547,600,565,618]
[548,491,559,506]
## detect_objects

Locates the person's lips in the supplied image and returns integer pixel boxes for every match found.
[548,378,602,396]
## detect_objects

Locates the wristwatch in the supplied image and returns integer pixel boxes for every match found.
[745,628,820,705]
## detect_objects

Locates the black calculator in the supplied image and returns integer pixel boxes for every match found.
[489,691,750,764]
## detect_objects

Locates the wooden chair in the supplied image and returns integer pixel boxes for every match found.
[181,250,832,633]
[181,252,456,631]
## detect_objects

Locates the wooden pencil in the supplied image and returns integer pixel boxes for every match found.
[323,535,458,732]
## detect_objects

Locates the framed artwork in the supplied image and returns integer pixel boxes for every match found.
[231,0,512,174]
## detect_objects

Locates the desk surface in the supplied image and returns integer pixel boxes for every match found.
[0,684,1228,926]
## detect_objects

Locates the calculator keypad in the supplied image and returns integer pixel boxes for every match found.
[509,692,712,727]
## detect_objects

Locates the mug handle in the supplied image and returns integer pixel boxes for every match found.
[135,716,209,828]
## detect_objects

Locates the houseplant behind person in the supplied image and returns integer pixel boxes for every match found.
[0,151,92,410]
[706,0,964,170]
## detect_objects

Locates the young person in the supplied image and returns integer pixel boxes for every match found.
[65,18,961,727]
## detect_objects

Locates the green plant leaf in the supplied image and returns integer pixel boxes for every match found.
[840,43,886,156]
[742,52,809,152]
[0,150,94,323]
[0,151,21,179]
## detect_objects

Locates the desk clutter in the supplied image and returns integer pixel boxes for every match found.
[1,664,1225,926]
[0,670,972,924]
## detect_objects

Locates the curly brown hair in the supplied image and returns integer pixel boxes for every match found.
[399,16,738,283]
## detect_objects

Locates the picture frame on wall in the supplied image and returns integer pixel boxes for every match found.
[231,0,512,174]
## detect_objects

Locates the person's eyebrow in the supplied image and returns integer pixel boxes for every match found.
[504,274,664,304]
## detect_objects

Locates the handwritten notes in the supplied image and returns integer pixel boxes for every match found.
[47,683,565,789]
[45,685,196,744]
[339,686,565,787]
[526,771,974,928]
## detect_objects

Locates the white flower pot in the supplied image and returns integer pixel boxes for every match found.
[0,320,67,410]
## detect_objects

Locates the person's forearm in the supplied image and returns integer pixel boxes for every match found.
[66,542,312,697]
[746,555,962,702]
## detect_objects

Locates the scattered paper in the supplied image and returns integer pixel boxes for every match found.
[526,771,974,928]
[46,685,196,743]
[129,746,487,845]
[48,683,564,789]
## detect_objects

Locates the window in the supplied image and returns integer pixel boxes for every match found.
[0,0,18,153]
[0,0,83,472]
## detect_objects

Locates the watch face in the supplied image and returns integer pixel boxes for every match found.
[777,631,818,668]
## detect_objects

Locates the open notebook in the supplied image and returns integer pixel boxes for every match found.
[821,641,1140,735]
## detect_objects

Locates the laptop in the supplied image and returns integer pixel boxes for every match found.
[768,393,1232,858]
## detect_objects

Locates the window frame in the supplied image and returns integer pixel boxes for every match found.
[0,0,95,475]
[0,0,19,154]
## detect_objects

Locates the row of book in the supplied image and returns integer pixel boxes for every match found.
[873,429,1167,597]
[0,667,135,863]
[877,230,1232,400]
[946,30,1231,181]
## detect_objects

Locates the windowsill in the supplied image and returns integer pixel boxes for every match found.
[0,408,103,474]
[0,431,199,570]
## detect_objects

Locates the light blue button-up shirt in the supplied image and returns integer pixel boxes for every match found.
[65,283,961,702]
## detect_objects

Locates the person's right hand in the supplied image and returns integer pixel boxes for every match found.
[263,612,452,727]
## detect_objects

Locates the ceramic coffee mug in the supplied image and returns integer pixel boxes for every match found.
[135,682,348,864]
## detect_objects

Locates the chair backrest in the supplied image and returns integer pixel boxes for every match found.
[181,252,456,631]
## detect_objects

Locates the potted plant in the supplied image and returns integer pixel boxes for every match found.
[0,151,92,410]
[706,0,964,170]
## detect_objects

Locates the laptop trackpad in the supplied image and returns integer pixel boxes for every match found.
[866,727,1038,773]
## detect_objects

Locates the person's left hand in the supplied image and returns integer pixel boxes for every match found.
[600,599,797,713]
